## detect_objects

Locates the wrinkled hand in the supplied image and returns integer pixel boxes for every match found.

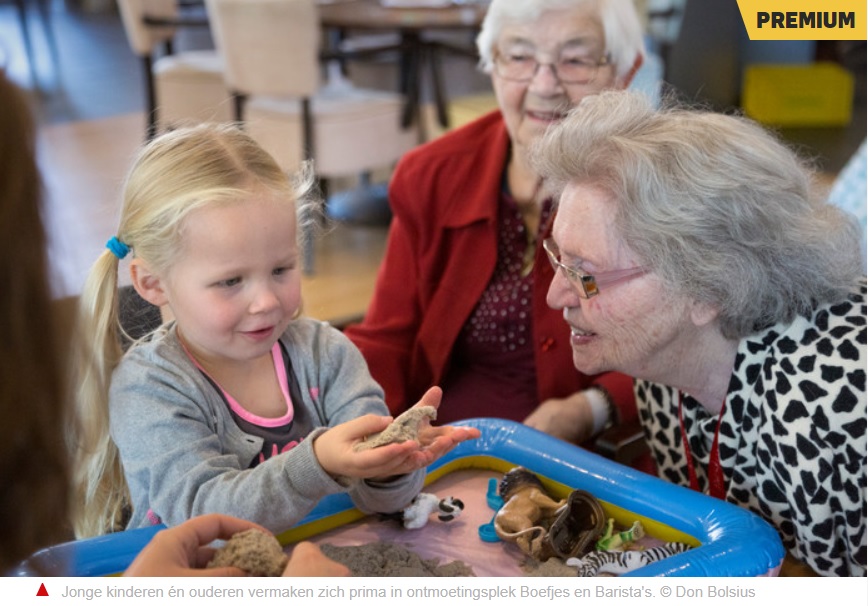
[523,392,594,443]
[283,542,349,577]
[124,514,268,577]
[314,387,480,480]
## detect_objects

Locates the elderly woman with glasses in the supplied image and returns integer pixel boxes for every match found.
[537,89,866,577]
[344,0,646,450]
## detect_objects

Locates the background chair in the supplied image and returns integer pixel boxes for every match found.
[205,0,417,272]
[116,0,232,139]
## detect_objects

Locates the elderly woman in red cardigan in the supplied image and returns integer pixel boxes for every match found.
[345,0,645,451]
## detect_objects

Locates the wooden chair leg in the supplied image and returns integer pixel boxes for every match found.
[232,91,247,123]
[301,98,317,275]
[142,56,158,141]
[427,43,449,129]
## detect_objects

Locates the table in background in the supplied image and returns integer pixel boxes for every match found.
[319,0,489,134]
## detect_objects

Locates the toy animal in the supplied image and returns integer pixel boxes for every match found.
[595,518,645,551]
[567,542,692,576]
[546,488,607,559]
[382,493,465,530]
[493,467,566,559]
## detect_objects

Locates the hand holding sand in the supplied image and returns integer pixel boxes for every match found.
[314,387,481,481]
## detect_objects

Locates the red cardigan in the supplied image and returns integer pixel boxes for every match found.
[344,111,636,426]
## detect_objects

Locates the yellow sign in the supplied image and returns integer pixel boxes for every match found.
[736,1,867,40]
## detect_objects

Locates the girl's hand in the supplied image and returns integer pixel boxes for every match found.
[412,387,481,460]
[313,412,429,479]
[313,387,480,480]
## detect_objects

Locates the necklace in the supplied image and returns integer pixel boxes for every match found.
[517,177,545,278]
[520,235,536,278]
[678,392,728,500]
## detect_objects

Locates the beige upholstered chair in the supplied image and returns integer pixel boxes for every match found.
[205,0,416,195]
[206,0,417,272]
[117,0,232,139]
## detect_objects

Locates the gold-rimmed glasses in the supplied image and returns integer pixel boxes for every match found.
[543,238,647,298]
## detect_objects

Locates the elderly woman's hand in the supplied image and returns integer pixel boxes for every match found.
[523,392,596,444]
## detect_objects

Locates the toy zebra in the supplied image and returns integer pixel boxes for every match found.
[567,542,692,576]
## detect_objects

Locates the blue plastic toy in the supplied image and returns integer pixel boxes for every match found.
[478,477,505,542]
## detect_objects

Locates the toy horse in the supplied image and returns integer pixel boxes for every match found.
[494,467,607,561]
[493,467,566,559]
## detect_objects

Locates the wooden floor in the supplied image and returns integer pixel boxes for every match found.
[300,223,388,326]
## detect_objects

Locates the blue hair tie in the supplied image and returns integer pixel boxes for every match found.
[106,236,130,260]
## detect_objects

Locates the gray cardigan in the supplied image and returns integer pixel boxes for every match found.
[109,318,424,533]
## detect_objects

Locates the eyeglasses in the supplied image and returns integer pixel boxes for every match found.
[493,49,610,85]
[543,238,647,298]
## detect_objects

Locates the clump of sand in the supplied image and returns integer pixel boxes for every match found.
[354,406,437,451]
[319,541,475,577]
[208,529,288,576]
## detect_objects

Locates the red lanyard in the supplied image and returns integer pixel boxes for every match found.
[678,393,727,500]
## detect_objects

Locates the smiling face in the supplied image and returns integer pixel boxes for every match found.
[545,182,700,383]
[491,7,619,161]
[161,191,301,370]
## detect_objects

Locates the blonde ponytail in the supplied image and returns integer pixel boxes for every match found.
[68,250,130,537]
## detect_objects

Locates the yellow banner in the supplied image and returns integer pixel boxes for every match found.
[736,0,867,40]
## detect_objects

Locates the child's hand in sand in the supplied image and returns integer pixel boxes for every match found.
[313,387,480,480]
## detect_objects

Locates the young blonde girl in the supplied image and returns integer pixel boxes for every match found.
[70,124,478,538]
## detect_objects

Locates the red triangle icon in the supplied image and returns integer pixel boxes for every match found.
[36,583,48,597]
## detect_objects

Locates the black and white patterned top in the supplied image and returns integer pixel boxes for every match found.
[636,280,867,577]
